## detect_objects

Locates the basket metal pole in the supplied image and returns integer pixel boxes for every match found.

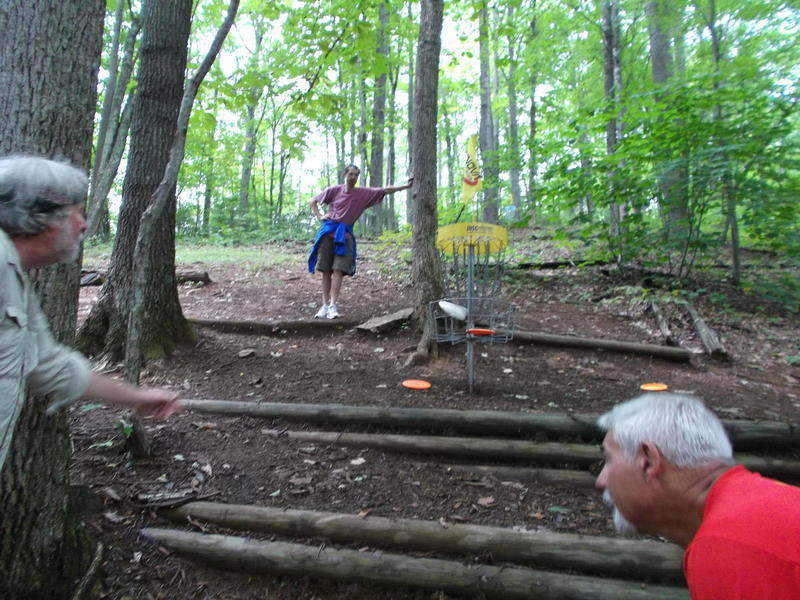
[466,244,475,393]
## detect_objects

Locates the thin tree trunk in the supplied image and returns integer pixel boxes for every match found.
[406,1,416,225]
[86,13,141,237]
[409,0,444,356]
[367,3,389,235]
[238,28,265,221]
[505,5,522,215]
[479,1,498,222]
[603,1,624,248]
[646,0,689,244]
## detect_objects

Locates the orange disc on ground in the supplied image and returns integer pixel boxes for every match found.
[640,382,669,392]
[402,379,432,390]
[466,328,495,336]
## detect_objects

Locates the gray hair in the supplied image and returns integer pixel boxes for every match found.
[597,392,733,468]
[0,155,88,236]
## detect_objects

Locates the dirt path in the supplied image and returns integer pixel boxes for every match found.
[71,239,799,599]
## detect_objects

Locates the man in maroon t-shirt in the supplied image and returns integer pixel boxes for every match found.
[308,165,412,319]
[595,392,800,599]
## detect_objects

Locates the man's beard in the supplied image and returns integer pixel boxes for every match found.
[603,490,638,535]
[53,222,83,264]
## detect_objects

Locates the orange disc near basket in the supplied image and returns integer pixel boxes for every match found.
[640,382,669,392]
[466,328,495,336]
[402,379,432,390]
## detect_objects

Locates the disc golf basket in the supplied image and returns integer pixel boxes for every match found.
[428,222,515,393]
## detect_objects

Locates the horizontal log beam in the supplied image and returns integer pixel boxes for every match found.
[163,502,684,581]
[501,329,693,362]
[189,317,358,335]
[142,528,689,600]
[183,400,800,449]
[266,429,800,479]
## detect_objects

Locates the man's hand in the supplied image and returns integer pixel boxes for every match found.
[406,175,415,188]
[131,388,183,420]
[84,374,182,420]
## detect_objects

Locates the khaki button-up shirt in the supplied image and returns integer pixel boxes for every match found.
[0,229,90,471]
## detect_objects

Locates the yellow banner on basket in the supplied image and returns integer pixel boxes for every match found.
[461,134,482,203]
[436,222,508,254]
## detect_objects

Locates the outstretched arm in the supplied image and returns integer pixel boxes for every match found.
[383,175,414,195]
[83,374,182,420]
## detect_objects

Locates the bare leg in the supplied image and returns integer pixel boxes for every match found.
[330,270,344,305]
[321,271,332,305]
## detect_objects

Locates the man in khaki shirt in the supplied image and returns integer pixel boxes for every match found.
[0,155,181,471]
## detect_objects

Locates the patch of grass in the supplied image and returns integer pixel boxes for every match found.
[83,241,298,268]
[174,244,296,267]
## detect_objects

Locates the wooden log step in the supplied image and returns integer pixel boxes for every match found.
[265,429,800,479]
[163,502,685,581]
[189,317,359,334]
[142,528,689,600]
[183,400,800,449]
[500,329,693,362]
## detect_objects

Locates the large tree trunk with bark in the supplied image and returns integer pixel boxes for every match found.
[0,2,104,597]
[77,0,195,361]
[408,0,444,363]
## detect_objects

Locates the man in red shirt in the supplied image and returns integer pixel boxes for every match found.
[595,392,800,598]
[307,165,412,319]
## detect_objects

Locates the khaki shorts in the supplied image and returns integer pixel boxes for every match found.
[316,234,354,275]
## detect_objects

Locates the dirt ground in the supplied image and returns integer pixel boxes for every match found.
[70,233,800,599]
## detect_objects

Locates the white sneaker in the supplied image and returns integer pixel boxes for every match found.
[314,304,329,319]
[326,303,340,319]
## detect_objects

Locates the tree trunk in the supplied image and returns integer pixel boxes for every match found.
[526,12,538,222]
[602,1,625,247]
[0,1,103,597]
[405,1,416,225]
[505,4,522,216]
[479,1,498,223]
[238,27,265,222]
[367,3,389,235]
[165,502,684,581]
[143,529,690,600]
[86,9,141,239]
[646,0,689,243]
[124,0,239,385]
[77,0,195,361]
[385,65,399,230]
[409,0,444,355]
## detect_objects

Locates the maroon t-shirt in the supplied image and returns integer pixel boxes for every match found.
[313,185,386,226]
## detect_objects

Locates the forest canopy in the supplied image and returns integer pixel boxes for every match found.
[92,0,799,299]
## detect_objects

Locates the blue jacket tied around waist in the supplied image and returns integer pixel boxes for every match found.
[308,220,357,275]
